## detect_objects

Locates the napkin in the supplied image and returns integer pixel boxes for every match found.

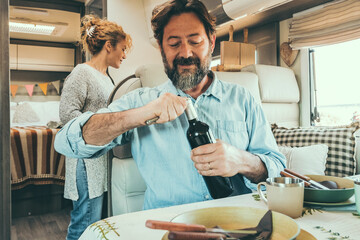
[305,203,356,212]
[216,210,273,240]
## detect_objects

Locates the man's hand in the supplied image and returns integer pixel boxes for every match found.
[190,139,268,183]
[83,93,187,145]
[145,93,188,124]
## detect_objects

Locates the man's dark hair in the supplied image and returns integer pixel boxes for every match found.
[151,0,216,46]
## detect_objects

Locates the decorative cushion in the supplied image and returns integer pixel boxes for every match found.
[10,102,17,125]
[25,101,60,123]
[12,102,40,124]
[272,123,360,177]
[278,145,328,175]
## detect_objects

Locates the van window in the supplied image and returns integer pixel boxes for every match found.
[311,38,360,126]
[210,57,221,69]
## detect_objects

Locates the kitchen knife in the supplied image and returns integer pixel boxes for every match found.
[145,220,257,235]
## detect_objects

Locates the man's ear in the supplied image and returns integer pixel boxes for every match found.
[210,34,216,53]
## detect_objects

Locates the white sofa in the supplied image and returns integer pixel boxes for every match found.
[108,64,359,216]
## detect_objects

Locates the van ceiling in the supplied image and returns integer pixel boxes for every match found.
[215,0,335,37]
[9,0,334,42]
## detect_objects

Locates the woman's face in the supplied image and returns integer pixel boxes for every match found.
[108,40,127,69]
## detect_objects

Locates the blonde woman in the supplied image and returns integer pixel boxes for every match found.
[59,15,132,240]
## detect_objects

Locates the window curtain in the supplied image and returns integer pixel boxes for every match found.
[289,0,360,49]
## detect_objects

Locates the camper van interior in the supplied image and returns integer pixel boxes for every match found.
[1,0,360,239]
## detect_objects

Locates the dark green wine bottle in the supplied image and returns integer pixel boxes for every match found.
[184,98,233,199]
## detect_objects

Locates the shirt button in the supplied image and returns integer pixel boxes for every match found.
[205,194,210,199]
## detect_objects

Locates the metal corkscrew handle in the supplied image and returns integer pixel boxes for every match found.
[145,116,159,125]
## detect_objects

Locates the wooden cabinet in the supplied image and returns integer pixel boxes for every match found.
[10,44,17,70]
[10,44,75,72]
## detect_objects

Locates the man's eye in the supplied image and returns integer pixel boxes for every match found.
[169,42,180,47]
[190,41,200,45]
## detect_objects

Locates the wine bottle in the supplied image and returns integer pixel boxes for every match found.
[184,98,233,199]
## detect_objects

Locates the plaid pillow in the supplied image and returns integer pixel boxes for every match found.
[272,123,359,177]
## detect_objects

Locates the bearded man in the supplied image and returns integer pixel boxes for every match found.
[55,0,285,210]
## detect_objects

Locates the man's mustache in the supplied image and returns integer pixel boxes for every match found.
[173,56,200,66]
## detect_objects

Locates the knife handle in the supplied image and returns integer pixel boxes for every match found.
[284,168,310,181]
[280,171,311,187]
[146,220,206,232]
[168,231,226,240]
[229,25,234,42]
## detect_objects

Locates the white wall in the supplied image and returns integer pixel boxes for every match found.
[107,0,163,84]
[279,18,311,127]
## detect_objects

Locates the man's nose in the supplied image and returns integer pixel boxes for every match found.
[178,42,193,58]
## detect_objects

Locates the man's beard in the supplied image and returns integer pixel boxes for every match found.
[161,46,212,91]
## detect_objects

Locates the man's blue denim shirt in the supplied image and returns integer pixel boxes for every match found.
[54,73,286,210]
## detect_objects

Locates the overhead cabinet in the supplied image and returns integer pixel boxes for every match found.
[10,44,75,72]
[10,44,17,70]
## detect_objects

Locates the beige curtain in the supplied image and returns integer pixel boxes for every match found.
[289,0,360,49]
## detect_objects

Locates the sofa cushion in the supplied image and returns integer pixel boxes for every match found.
[272,123,359,177]
[134,64,168,88]
[278,144,328,175]
[111,157,146,215]
[215,71,261,103]
[241,64,300,103]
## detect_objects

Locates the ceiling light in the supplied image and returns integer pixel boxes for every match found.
[9,18,68,36]
[10,22,55,35]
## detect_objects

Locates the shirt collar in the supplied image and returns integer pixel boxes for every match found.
[162,71,223,102]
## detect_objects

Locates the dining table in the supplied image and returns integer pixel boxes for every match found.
[79,192,360,240]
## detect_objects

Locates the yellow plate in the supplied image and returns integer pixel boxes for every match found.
[161,206,300,240]
[162,229,316,240]
[297,229,317,240]
[162,228,315,240]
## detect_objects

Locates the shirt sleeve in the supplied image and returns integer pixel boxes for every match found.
[54,90,139,159]
[54,111,115,159]
[243,93,286,191]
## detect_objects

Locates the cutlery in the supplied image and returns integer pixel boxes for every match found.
[167,231,265,240]
[280,171,313,188]
[145,220,257,235]
[235,210,272,240]
[284,168,329,190]
[168,231,227,240]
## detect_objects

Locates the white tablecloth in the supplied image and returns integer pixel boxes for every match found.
[80,193,360,240]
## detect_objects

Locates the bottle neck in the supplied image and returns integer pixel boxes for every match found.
[184,98,198,121]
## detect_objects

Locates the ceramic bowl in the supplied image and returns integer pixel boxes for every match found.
[304,175,354,203]
[162,206,300,240]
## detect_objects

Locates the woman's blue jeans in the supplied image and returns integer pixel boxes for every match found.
[66,159,103,240]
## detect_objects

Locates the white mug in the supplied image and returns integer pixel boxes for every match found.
[257,177,304,218]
